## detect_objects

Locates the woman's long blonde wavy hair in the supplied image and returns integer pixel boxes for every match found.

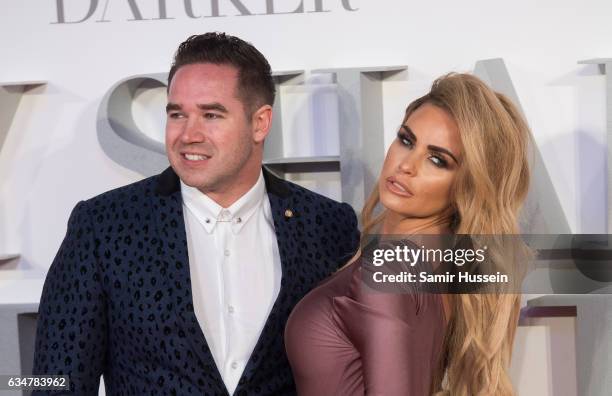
[361,73,532,395]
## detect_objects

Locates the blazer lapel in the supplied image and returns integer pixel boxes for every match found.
[234,168,300,389]
[154,167,299,394]
[153,167,228,395]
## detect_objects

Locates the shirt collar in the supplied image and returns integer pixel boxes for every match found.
[181,171,267,234]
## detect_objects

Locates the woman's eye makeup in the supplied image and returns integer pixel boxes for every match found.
[397,129,450,169]
[397,131,413,146]
[429,155,448,168]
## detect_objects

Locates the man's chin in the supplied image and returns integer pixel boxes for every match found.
[183,178,212,190]
[174,170,214,191]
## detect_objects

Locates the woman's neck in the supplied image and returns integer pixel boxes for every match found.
[380,211,452,235]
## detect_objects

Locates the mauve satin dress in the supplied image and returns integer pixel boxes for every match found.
[285,256,445,395]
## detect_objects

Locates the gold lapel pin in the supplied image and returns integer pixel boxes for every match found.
[284,209,294,218]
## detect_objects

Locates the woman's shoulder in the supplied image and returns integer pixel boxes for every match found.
[335,241,445,326]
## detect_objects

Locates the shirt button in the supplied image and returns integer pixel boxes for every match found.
[224,249,230,257]
[228,305,235,314]
[231,362,238,369]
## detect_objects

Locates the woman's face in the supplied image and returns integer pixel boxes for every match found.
[379,103,463,222]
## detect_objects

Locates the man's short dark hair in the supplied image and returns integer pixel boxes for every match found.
[168,32,275,115]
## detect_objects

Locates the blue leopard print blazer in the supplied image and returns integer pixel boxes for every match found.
[32,167,360,395]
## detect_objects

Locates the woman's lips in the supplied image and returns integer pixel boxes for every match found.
[386,177,413,197]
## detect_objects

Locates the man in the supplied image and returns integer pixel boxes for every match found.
[33,32,359,395]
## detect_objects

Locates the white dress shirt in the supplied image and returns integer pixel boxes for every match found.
[181,171,282,395]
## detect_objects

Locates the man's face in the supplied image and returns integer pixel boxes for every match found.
[165,63,265,206]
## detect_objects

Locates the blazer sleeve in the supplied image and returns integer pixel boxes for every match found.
[337,202,360,265]
[32,201,107,395]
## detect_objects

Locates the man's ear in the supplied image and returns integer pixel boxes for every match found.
[251,104,273,144]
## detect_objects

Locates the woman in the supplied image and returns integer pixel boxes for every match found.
[285,73,531,395]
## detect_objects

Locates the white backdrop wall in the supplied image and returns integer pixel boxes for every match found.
[0,0,610,278]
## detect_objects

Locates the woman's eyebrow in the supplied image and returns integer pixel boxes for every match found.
[428,145,459,164]
[400,125,417,141]
[401,125,459,164]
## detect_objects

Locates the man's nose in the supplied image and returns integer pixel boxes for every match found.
[180,116,206,144]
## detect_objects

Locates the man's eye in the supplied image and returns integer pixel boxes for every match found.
[168,112,184,119]
[204,113,221,119]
